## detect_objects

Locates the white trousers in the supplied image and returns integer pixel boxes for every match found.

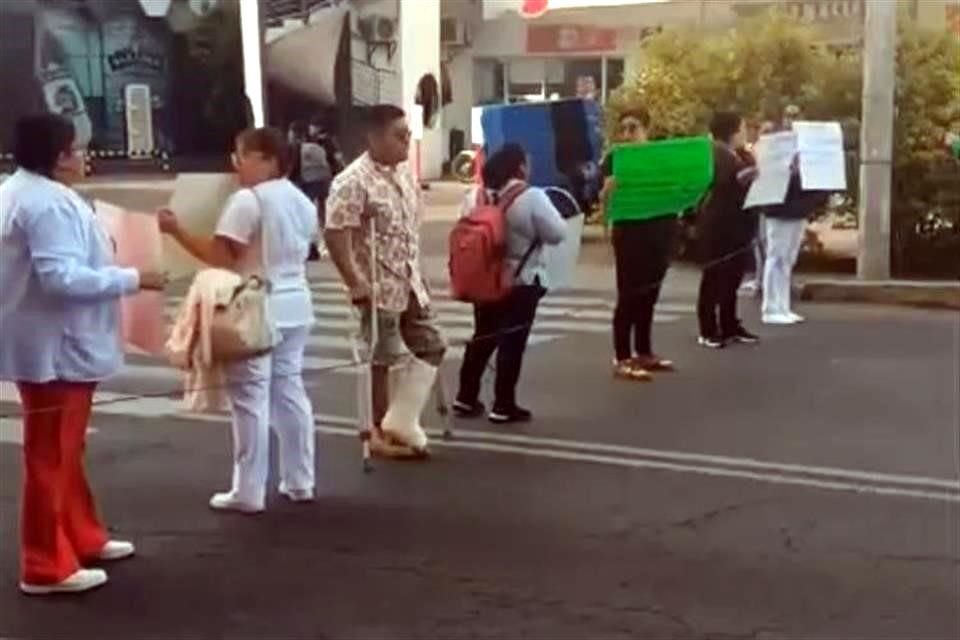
[224,325,315,507]
[762,218,806,317]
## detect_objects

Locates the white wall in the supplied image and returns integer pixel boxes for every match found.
[916,0,959,29]
[400,0,443,179]
[350,0,401,105]
[470,1,707,59]
[444,49,475,158]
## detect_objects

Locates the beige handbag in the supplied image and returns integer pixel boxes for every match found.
[209,187,279,362]
[209,275,278,362]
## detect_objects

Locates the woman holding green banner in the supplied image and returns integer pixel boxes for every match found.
[600,109,677,381]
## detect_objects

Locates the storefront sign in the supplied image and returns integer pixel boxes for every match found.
[948,5,960,36]
[527,25,617,53]
[107,46,166,73]
[784,0,864,22]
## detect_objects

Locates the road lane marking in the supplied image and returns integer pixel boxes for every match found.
[3,406,956,503]
[418,438,960,504]
[421,427,960,491]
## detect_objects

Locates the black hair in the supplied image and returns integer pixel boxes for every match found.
[365,104,406,134]
[619,107,651,128]
[13,113,75,178]
[710,111,743,144]
[482,143,527,191]
[236,126,293,175]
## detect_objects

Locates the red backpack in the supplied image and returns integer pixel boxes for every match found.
[449,183,528,303]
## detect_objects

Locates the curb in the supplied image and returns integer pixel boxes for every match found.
[798,280,960,310]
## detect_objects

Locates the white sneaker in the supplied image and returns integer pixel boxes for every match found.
[97,540,135,561]
[762,314,799,325]
[788,312,806,323]
[280,487,315,503]
[209,492,264,514]
[20,569,108,596]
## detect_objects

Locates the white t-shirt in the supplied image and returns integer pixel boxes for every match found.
[216,178,318,328]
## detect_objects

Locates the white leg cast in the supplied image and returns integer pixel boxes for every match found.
[381,358,436,451]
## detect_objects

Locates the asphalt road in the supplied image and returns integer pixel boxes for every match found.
[0,215,958,640]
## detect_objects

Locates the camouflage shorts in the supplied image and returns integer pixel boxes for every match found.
[359,293,447,366]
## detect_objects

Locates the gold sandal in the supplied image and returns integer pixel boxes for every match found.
[612,360,653,382]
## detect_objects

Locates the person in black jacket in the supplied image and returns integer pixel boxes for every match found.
[696,111,760,348]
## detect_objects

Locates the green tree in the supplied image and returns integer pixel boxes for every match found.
[889,20,960,276]
[185,0,250,151]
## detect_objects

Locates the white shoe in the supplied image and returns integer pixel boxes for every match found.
[788,312,806,323]
[280,487,315,503]
[97,540,135,561]
[209,492,264,514]
[20,569,107,595]
[762,314,799,325]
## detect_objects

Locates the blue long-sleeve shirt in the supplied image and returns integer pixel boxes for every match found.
[0,169,139,383]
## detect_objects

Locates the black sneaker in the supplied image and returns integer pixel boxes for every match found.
[488,406,533,425]
[453,400,485,419]
[697,335,726,349]
[725,326,760,345]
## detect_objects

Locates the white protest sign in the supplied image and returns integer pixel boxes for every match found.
[541,187,584,291]
[164,173,239,278]
[744,131,798,209]
[794,121,847,191]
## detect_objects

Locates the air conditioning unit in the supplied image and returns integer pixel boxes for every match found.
[125,84,155,158]
[357,15,396,42]
[440,17,470,47]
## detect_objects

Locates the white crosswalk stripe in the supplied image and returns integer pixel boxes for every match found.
[0,279,695,417]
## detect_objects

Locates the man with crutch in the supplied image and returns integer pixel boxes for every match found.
[324,105,446,459]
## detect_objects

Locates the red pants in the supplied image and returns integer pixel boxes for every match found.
[17,381,107,585]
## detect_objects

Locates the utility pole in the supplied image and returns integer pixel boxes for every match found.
[239,0,268,127]
[857,0,897,280]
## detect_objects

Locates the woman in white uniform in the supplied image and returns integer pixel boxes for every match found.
[159,127,318,513]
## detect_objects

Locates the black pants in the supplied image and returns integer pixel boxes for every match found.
[457,284,545,411]
[612,217,676,362]
[697,250,749,339]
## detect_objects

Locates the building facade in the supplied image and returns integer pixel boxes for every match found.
[440,0,960,164]
[3,0,955,176]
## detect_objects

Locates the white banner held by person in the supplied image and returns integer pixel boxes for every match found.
[744,131,798,209]
[794,121,847,191]
[541,187,584,291]
[164,173,239,278]
[95,200,167,355]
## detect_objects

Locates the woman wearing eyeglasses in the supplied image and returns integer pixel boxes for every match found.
[0,114,167,595]
[158,127,319,514]
[600,108,677,382]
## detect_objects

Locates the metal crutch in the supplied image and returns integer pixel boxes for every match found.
[354,214,379,473]
[433,368,454,441]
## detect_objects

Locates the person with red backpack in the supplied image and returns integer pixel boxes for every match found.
[451,144,567,424]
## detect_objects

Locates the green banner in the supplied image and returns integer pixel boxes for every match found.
[608,137,714,223]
